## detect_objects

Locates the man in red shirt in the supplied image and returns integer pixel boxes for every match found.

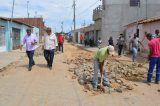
[146,33,160,84]
[58,33,64,53]
[80,34,84,44]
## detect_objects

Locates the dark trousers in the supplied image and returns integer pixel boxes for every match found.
[147,57,160,82]
[58,43,64,53]
[44,49,55,67]
[118,45,123,56]
[26,50,35,68]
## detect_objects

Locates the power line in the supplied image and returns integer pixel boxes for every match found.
[76,0,100,16]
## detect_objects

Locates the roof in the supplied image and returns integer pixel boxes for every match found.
[139,17,160,24]
[125,16,160,27]
[0,17,33,27]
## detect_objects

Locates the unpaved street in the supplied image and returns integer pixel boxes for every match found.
[0,42,159,106]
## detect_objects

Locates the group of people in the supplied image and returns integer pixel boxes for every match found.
[21,28,64,71]
[21,27,159,92]
[92,29,160,90]
[84,38,95,47]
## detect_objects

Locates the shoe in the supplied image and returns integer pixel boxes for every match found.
[49,66,52,70]
[103,81,110,87]
[155,81,159,84]
[28,67,32,71]
[93,87,98,91]
[92,83,98,91]
[144,80,151,85]
[32,63,35,66]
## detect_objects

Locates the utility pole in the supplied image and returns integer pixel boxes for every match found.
[34,11,37,26]
[27,1,29,18]
[10,0,15,51]
[136,1,140,37]
[146,0,148,19]
[27,1,29,24]
[73,0,76,39]
[61,21,64,33]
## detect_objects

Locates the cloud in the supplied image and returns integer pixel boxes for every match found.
[0,0,101,32]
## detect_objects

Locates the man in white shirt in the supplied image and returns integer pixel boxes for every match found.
[42,27,58,70]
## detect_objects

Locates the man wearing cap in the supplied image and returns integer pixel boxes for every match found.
[92,45,115,90]
[21,29,38,71]
[42,27,58,70]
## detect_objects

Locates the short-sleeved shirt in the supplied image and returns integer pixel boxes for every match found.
[94,47,109,62]
[23,34,38,51]
[130,37,139,48]
[117,37,124,45]
[58,35,64,44]
[148,38,160,57]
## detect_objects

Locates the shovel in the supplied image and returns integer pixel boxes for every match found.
[107,63,111,94]
[99,64,105,92]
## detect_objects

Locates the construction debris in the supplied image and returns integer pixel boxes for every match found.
[67,53,148,94]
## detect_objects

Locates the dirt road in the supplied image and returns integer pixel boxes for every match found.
[0,42,159,106]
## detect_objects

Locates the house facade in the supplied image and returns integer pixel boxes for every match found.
[0,17,39,52]
[14,18,45,42]
[100,0,160,45]
[126,17,160,51]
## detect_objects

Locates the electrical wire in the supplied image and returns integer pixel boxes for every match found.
[76,0,100,16]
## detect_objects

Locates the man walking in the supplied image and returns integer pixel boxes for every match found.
[129,34,143,63]
[97,37,102,48]
[21,29,37,71]
[92,45,115,90]
[146,33,160,84]
[58,33,64,53]
[117,34,125,56]
[43,27,58,70]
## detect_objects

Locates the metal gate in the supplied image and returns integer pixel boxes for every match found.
[12,28,20,50]
[0,26,6,51]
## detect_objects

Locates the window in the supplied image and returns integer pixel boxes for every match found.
[130,0,140,6]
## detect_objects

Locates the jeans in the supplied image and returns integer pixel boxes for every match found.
[147,57,160,82]
[44,49,55,67]
[92,60,108,88]
[58,43,64,53]
[132,47,138,62]
[118,45,123,56]
[26,50,35,68]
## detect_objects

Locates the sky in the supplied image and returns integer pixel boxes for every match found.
[0,0,101,32]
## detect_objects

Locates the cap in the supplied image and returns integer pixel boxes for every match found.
[107,45,115,55]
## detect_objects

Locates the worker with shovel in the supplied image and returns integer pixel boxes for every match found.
[92,45,115,91]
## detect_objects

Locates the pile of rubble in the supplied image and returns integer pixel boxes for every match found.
[67,55,148,93]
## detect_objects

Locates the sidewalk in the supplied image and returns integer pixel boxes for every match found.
[0,45,42,71]
[0,50,26,71]
[73,43,98,52]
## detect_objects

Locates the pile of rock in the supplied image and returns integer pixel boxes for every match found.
[67,55,147,93]
[109,61,148,81]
